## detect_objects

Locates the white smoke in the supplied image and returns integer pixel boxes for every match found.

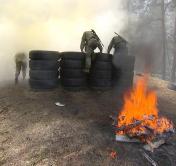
[0,0,128,82]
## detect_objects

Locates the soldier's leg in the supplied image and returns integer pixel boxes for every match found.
[22,62,27,80]
[15,62,21,84]
[87,39,99,69]
[85,47,93,72]
[91,52,97,67]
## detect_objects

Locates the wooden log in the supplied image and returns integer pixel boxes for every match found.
[116,116,155,132]
[116,120,143,132]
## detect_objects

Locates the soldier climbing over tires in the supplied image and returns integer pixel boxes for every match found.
[107,33,135,88]
[107,32,128,67]
[15,52,27,84]
[107,32,128,54]
[80,29,103,73]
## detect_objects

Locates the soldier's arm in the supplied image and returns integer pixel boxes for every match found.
[80,32,86,52]
[94,34,100,41]
[107,38,114,54]
[97,42,103,53]
[116,37,122,48]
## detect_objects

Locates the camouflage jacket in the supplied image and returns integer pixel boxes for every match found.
[107,36,127,54]
[80,31,102,51]
[15,52,27,63]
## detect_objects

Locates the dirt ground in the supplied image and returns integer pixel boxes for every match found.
[0,76,176,166]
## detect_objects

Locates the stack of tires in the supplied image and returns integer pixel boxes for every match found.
[60,52,86,89]
[113,56,135,88]
[29,50,60,90]
[90,53,113,89]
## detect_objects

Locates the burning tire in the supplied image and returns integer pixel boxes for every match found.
[29,50,60,60]
[29,70,59,80]
[29,79,59,89]
[29,60,59,70]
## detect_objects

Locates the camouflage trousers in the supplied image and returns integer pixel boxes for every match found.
[15,61,27,82]
[85,47,97,72]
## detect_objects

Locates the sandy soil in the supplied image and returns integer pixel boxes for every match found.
[0,77,175,166]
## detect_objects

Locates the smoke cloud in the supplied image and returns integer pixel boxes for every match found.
[0,0,128,82]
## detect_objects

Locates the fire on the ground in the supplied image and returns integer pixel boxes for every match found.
[116,76,175,142]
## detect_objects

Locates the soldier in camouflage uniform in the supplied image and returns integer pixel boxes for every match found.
[107,34,128,67]
[15,52,27,84]
[80,30,103,72]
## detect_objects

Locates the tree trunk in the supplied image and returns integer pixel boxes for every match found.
[171,18,176,82]
[161,0,167,80]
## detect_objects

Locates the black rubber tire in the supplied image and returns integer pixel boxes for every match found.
[29,70,58,80]
[29,60,59,70]
[94,53,112,62]
[29,79,58,89]
[113,71,134,87]
[90,79,112,87]
[62,78,86,87]
[93,61,112,70]
[60,52,85,60]
[29,50,60,60]
[112,66,123,82]
[115,56,135,72]
[90,70,112,79]
[119,72,134,83]
[61,69,85,78]
[61,59,84,69]
[168,83,176,91]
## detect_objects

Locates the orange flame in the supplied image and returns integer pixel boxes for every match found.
[116,76,174,142]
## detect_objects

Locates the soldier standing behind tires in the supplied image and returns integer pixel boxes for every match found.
[15,52,27,84]
[80,29,103,73]
[108,33,135,89]
[107,33,128,66]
